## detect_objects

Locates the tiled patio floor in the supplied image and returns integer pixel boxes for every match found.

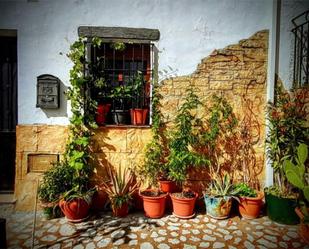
[2,204,309,249]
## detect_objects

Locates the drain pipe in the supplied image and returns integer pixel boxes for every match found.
[265,0,281,187]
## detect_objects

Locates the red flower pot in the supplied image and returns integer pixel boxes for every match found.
[59,198,90,222]
[139,190,168,218]
[112,203,129,217]
[130,109,148,125]
[159,180,178,193]
[170,192,198,218]
[96,104,111,125]
[91,188,108,211]
[238,192,264,219]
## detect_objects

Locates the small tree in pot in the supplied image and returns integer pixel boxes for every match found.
[166,89,209,218]
[265,85,309,224]
[130,71,149,125]
[199,95,239,219]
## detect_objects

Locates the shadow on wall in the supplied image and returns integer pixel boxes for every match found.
[42,80,68,118]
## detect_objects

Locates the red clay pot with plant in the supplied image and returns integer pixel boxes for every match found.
[130,108,148,125]
[139,189,168,218]
[238,192,264,219]
[170,191,198,218]
[112,203,129,217]
[96,103,111,125]
[91,187,108,211]
[59,198,90,222]
[159,179,178,193]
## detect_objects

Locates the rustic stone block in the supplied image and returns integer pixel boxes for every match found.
[209,80,233,90]
[37,125,68,153]
[127,128,152,153]
[16,126,38,152]
[92,128,127,153]
[27,154,58,173]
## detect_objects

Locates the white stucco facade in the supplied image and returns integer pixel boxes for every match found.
[0,0,308,125]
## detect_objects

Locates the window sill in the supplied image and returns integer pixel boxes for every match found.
[97,124,151,129]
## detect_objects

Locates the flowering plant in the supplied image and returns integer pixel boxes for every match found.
[266,84,309,196]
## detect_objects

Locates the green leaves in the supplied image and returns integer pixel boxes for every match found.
[284,143,309,202]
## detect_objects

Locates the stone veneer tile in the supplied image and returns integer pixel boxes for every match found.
[37,125,68,153]
[16,125,38,152]
[92,128,127,153]
[126,128,152,153]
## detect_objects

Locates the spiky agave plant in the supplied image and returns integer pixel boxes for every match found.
[101,165,139,209]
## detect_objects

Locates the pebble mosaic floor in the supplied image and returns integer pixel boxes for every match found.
[2,205,309,249]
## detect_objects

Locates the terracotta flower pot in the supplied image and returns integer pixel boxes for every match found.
[159,180,178,193]
[159,179,179,210]
[112,203,129,217]
[238,192,264,219]
[170,192,198,219]
[59,198,90,223]
[130,109,148,125]
[139,190,168,218]
[204,195,232,219]
[295,207,309,244]
[91,189,108,211]
[96,104,111,125]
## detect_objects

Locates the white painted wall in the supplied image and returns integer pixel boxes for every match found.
[278,0,309,89]
[0,0,275,124]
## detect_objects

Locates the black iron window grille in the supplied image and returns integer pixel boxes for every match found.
[87,42,154,126]
[292,10,309,88]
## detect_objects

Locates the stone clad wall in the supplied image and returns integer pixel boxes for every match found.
[159,30,268,191]
[14,125,151,210]
[14,30,268,210]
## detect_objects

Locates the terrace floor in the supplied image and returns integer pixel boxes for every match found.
[2,204,309,249]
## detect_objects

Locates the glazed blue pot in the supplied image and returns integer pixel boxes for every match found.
[204,195,232,219]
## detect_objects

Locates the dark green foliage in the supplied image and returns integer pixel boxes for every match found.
[142,81,165,186]
[234,183,257,197]
[38,162,75,202]
[266,84,309,195]
[166,89,209,182]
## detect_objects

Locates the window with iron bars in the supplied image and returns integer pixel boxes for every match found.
[87,42,155,126]
[292,10,309,88]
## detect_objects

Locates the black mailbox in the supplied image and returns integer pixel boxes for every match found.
[36,74,60,109]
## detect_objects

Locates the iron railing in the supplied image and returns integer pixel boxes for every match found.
[292,10,309,88]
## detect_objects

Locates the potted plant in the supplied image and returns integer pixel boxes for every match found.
[130,71,149,125]
[109,74,133,125]
[38,161,74,219]
[284,143,309,243]
[88,56,112,126]
[197,94,239,219]
[165,89,208,218]
[59,37,100,223]
[204,173,238,219]
[234,183,264,219]
[265,85,309,224]
[138,81,169,218]
[101,165,139,217]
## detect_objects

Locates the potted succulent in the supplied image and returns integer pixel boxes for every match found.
[204,173,237,219]
[284,143,309,243]
[198,95,239,219]
[101,165,139,217]
[234,183,264,219]
[130,71,149,125]
[38,161,74,219]
[265,85,309,224]
[165,89,208,218]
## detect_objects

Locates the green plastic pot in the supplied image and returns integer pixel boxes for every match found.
[265,191,299,225]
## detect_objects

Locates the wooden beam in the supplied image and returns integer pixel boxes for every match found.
[78,26,160,41]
